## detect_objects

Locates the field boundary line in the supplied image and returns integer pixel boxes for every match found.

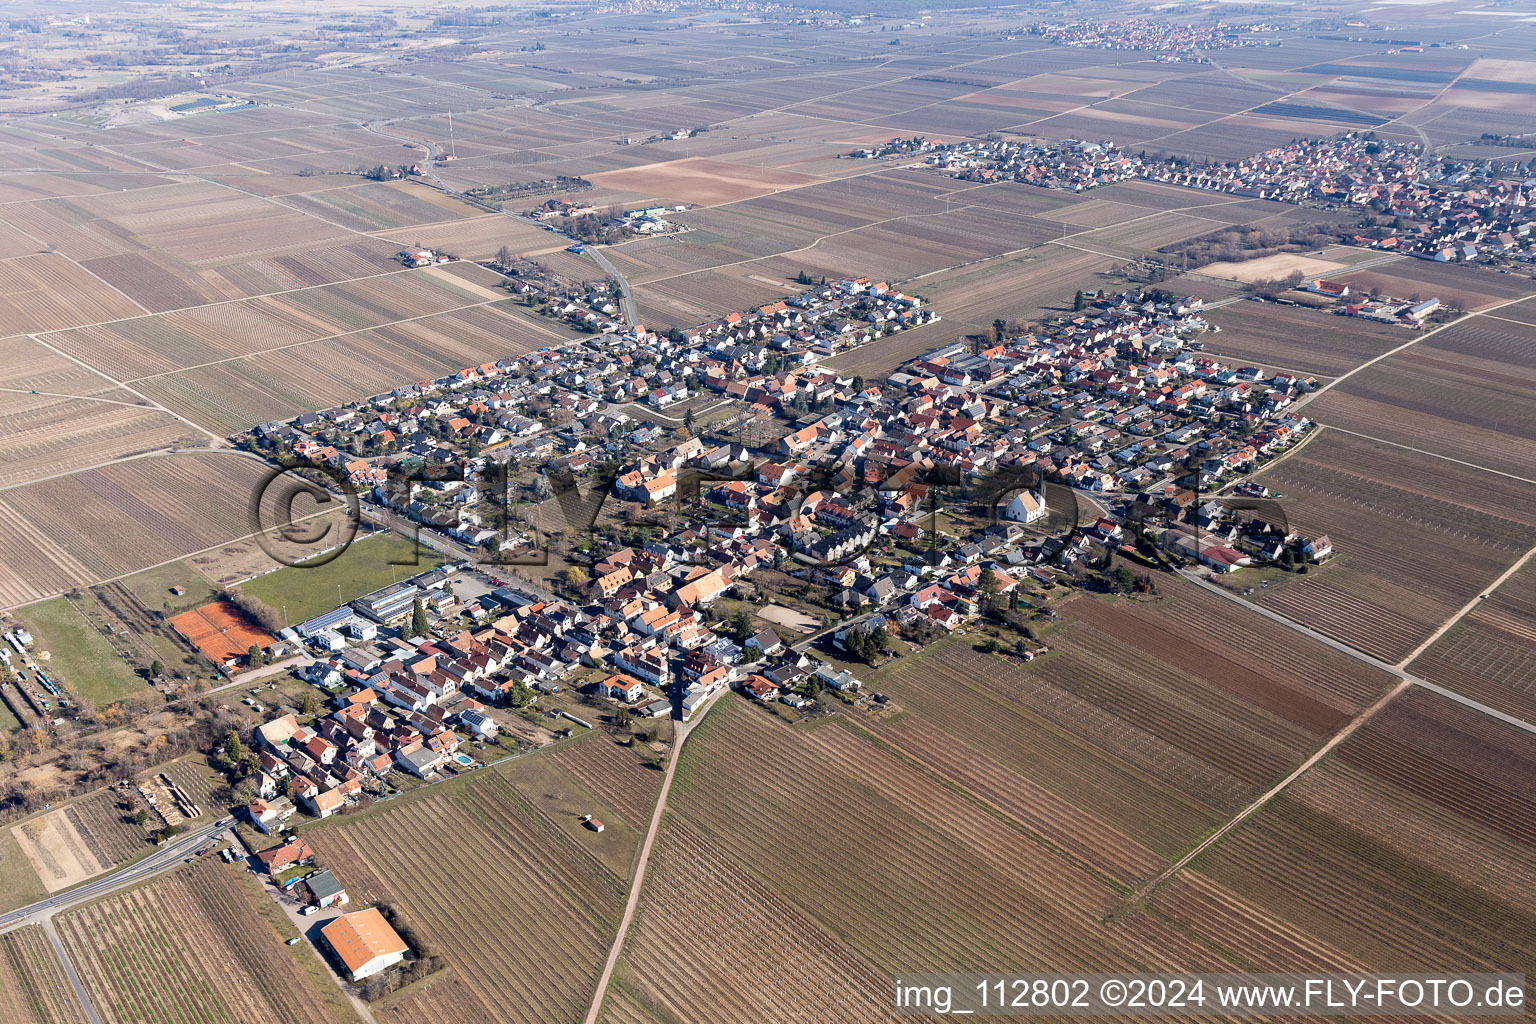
[631,203,983,290]
[899,188,1265,291]
[1178,569,1536,742]
[197,168,458,240]
[123,293,524,384]
[41,915,103,1024]
[25,334,225,444]
[1477,312,1536,328]
[27,262,424,341]
[1317,425,1536,486]
[1397,541,1536,668]
[54,249,155,318]
[1132,47,1412,151]
[582,688,729,1024]
[0,387,159,410]
[1119,676,1411,911]
[0,443,231,494]
[1045,237,1140,262]
[0,462,333,616]
[0,175,193,209]
[1293,294,1535,415]
[1003,65,1175,133]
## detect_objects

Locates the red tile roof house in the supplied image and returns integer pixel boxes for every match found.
[739,675,780,702]
[925,604,962,629]
[1302,278,1350,298]
[256,838,315,874]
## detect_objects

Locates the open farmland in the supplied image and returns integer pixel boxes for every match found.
[7,764,220,898]
[1501,297,1536,327]
[305,741,653,1024]
[58,857,356,1024]
[914,247,1120,332]
[0,452,284,609]
[0,253,143,333]
[592,157,824,207]
[0,335,131,399]
[48,262,512,382]
[602,643,1536,1024]
[0,180,349,263]
[1150,689,1536,976]
[864,584,1391,876]
[9,798,129,896]
[1307,314,1536,478]
[613,169,1093,325]
[281,180,480,233]
[604,699,1133,1024]
[371,212,555,261]
[550,736,665,827]
[0,180,414,310]
[0,391,198,487]
[26,790,147,887]
[602,686,1327,1024]
[42,261,569,436]
[1408,557,1536,723]
[131,299,563,435]
[81,239,405,314]
[1202,302,1406,378]
[1336,260,1534,313]
[1253,431,1536,663]
[0,927,88,1024]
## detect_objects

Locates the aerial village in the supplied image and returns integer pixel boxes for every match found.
[232,265,1336,870]
[1021,17,1277,54]
[894,132,1536,265]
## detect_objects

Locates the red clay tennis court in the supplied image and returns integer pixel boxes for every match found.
[169,601,276,667]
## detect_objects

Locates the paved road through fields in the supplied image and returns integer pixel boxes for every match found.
[0,817,237,934]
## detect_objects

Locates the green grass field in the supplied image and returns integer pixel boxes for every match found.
[14,597,148,706]
[234,531,443,626]
[0,828,48,913]
[117,559,217,617]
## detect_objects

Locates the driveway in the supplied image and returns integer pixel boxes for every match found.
[229,831,378,1024]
